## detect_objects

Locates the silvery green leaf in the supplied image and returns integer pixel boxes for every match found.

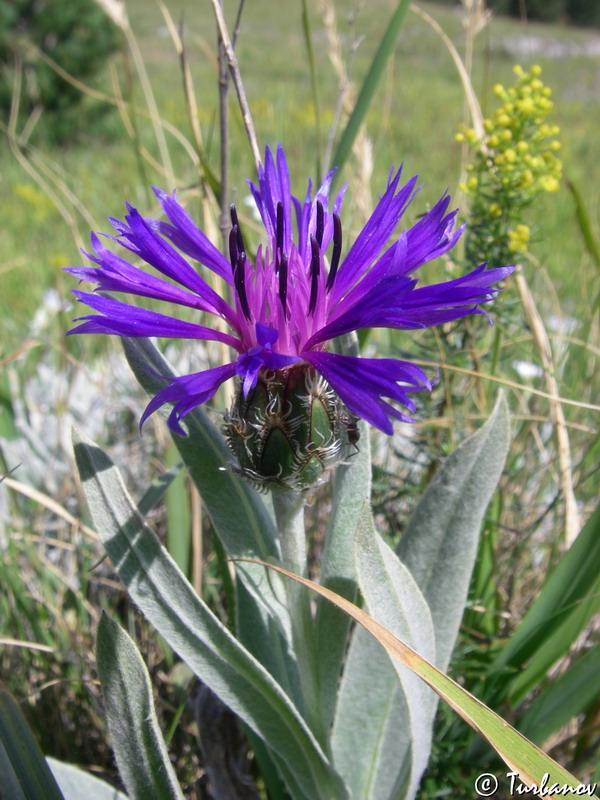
[315,330,373,737]
[73,429,349,800]
[396,391,511,671]
[331,629,408,800]
[122,337,295,692]
[0,689,65,800]
[95,613,184,800]
[331,505,436,800]
[47,758,128,800]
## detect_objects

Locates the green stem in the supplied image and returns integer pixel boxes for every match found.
[271,490,324,746]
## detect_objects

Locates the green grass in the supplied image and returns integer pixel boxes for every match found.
[2,0,599,345]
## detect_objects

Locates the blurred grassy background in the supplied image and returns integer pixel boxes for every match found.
[2,0,599,342]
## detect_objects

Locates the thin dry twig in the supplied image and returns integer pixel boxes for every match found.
[210,0,261,169]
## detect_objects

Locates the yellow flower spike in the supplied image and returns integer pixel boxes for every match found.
[502,129,512,141]
[549,140,561,151]
[518,97,535,114]
[516,224,530,239]
[542,86,552,97]
[497,113,511,126]
[517,141,529,153]
[541,175,560,192]
[513,64,524,77]
[531,78,543,91]
[531,64,542,76]
[520,170,534,187]
[493,83,505,97]
[488,134,499,148]
[466,176,478,190]
[504,148,517,163]
[455,132,465,143]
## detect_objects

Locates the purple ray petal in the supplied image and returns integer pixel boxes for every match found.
[305,351,430,434]
[68,291,242,348]
[140,362,237,435]
[151,187,232,282]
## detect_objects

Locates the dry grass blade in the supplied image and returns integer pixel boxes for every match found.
[515,272,580,545]
[3,476,98,541]
[410,4,484,140]
[413,359,600,412]
[237,559,598,798]
[0,638,55,653]
[6,58,85,253]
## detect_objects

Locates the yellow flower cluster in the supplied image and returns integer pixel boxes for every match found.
[508,223,530,253]
[456,65,562,260]
[457,65,562,202]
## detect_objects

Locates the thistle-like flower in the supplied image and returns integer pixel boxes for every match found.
[66,145,512,488]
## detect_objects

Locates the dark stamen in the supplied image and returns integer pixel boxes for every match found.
[279,252,288,318]
[275,202,284,272]
[228,225,239,272]
[316,200,324,247]
[308,235,320,316]
[230,204,245,255]
[234,251,252,320]
[326,212,342,292]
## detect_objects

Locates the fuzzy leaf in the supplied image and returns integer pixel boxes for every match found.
[0,689,65,800]
[397,392,511,671]
[332,505,436,800]
[122,337,296,696]
[73,429,348,800]
[47,758,127,800]
[95,612,184,800]
[250,561,597,799]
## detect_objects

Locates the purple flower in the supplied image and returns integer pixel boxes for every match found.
[66,145,513,437]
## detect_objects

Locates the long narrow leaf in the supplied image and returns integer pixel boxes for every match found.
[397,392,511,671]
[73,429,348,800]
[165,443,191,575]
[95,612,184,800]
[518,644,600,745]
[46,758,127,800]
[332,505,436,800]
[314,332,372,737]
[122,337,296,692]
[329,0,410,175]
[490,504,600,701]
[0,689,65,800]
[247,561,597,798]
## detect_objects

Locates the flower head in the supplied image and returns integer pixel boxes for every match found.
[66,145,512,448]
